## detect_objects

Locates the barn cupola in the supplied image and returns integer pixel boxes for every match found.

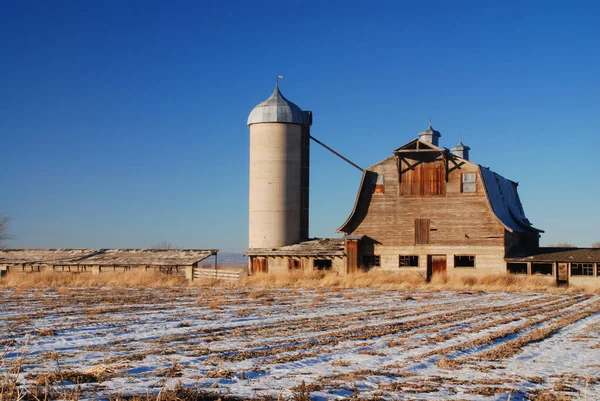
[418,123,441,146]
[451,141,471,160]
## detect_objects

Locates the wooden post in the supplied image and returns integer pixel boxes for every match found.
[185,266,194,281]
[214,253,218,281]
[526,262,532,275]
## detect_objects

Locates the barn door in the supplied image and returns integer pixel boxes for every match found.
[427,255,446,281]
[346,240,358,274]
[557,263,568,285]
[415,219,431,244]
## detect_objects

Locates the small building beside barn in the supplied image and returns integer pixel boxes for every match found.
[0,248,219,280]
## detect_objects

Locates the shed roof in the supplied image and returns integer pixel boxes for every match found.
[246,238,345,257]
[0,249,218,266]
[506,247,600,263]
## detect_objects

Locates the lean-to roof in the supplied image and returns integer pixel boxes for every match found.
[506,247,600,263]
[246,238,345,257]
[0,249,218,266]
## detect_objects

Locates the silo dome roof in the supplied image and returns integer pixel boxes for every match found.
[247,84,306,125]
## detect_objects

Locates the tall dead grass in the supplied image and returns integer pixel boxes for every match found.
[238,271,595,294]
[0,271,186,289]
[1,270,597,294]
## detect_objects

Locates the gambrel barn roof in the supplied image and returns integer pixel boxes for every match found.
[338,137,542,234]
[480,167,542,233]
[0,249,218,266]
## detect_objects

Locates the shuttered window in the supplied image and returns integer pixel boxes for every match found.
[414,219,430,245]
[462,173,477,193]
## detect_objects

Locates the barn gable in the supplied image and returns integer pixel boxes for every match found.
[338,137,541,241]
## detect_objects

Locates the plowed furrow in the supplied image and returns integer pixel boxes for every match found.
[412,296,591,361]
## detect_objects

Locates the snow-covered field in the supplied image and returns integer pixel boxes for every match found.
[1,287,599,400]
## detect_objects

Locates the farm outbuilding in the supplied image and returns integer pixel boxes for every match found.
[247,238,346,275]
[0,248,219,280]
[506,247,600,288]
[245,85,600,286]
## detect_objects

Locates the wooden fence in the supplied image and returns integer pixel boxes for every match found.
[192,267,247,282]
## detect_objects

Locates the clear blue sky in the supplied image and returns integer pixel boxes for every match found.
[2,1,599,250]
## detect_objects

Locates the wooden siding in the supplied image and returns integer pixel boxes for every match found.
[400,160,446,196]
[352,155,505,247]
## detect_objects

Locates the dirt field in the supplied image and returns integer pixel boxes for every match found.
[1,286,599,400]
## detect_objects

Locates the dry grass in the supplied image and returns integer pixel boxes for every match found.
[0,271,186,288]
[238,271,595,294]
[2,269,597,294]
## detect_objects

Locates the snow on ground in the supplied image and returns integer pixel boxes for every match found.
[1,287,599,400]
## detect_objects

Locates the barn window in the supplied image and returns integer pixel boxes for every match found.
[454,255,475,268]
[532,263,553,275]
[362,255,380,268]
[313,259,332,270]
[571,263,594,276]
[508,262,527,274]
[461,173,477,193]
[372,174,385,194]
[399,255,419,267]
[597,263,600,277]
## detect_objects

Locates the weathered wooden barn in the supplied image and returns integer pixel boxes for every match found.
[247,123,600,286]
[245,86,599,285]
[0,248,221,280]
[337,125,543,279]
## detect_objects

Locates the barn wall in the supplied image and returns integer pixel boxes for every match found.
[250,256,347,275]
[373,244,506,275]
[505,230,540,255]
[351,155,505,247]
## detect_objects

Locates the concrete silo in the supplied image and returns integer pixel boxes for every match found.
[247,83,312,249]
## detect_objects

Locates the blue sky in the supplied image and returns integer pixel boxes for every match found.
[1,1,599,250]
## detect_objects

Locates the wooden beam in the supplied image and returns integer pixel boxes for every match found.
[394,149,443,153]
